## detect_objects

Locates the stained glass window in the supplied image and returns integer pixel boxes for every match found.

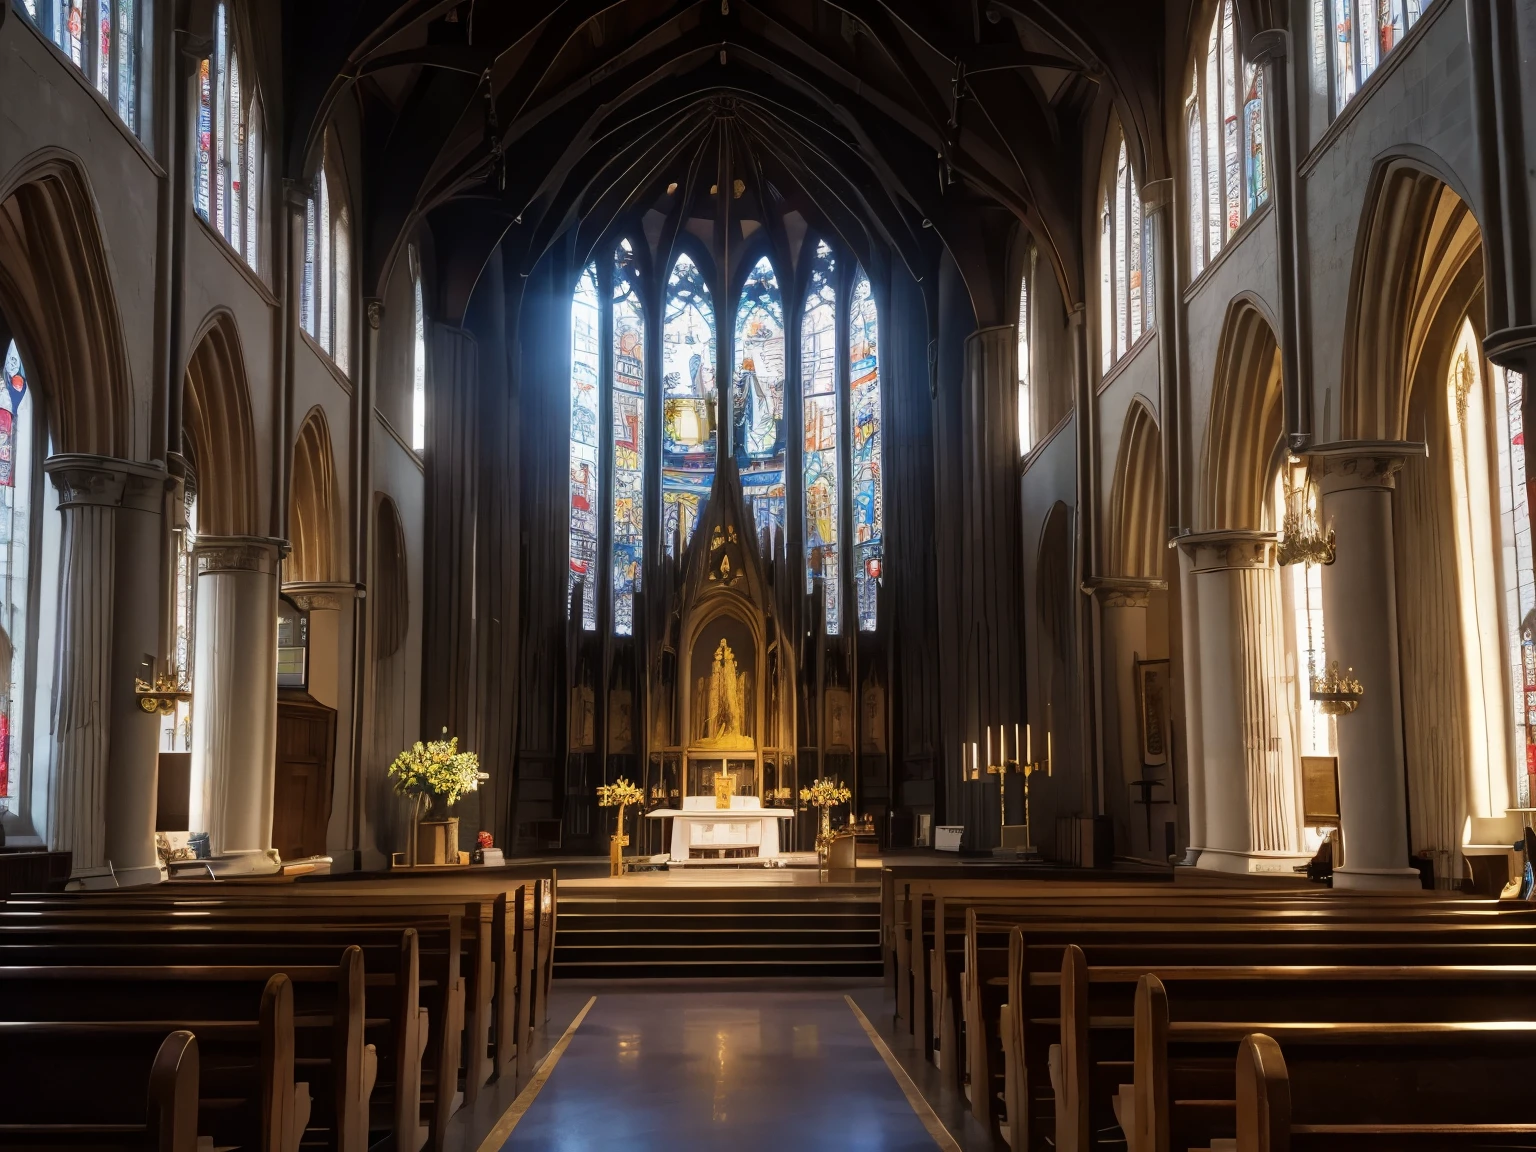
[0,343,35,805]
[301,136,350,373]
[195,3,262,273]
[733,256,787,545]
[1018,250,1032,456]
[611,241,646,637]
[1188,0,1268,276]
[849,267,883,632]
[1494,363,1535,807]
[1101,131,1153,372]
[662,253,717,554]
[411,245,426,453]
[1322,0,1430,116]
[802,240,840,633]
[569,263,601,630]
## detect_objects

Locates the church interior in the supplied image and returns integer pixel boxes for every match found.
[4,0,1536,1147]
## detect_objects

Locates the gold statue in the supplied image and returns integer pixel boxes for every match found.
[694,637,754,750]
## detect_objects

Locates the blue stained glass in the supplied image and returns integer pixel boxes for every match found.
[849,267,883,632]
[801,240,840,634]
[569,264,601,630]
[661,253,717,554]
[733,255,787,546]
[612,241,645,637]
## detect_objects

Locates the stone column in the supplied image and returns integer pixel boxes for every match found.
[106,465,171,886]
[190,535,286,875]
[1177,531,1306,874]
[44,455,168,884]
[1311,442,1424,889]
[1174,543,1206,865]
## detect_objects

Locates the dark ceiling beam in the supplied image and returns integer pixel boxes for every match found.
[356,44,494,77]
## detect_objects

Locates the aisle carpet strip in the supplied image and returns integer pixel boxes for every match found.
[475,995,597,1152]
[844,994,963,1152]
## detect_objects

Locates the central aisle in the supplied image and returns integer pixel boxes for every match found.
[494,990,950,1150]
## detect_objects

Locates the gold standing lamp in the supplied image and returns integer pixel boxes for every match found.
[597,777,643,877]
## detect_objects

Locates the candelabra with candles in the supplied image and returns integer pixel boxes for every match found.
[965,720,1053,855]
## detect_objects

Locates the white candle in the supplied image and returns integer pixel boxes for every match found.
[1015,723,1020,765]
[972,741,978,778]
[1026,723,1032,764]
[986,727,991,769]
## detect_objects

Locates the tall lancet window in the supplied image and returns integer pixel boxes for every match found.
[1447,322,1513,817]
[611,240,646,637]
[1187,0,1268,277]
[0,342,34,807]
[849,266,883,632]
[1321,0,1430,118]
[1494,361,1535,806]
[301,135,351,373]
[1018,249,1033,455]
[661,252,717,553]
[1100,131,1152,372]
[195,2,263,272]
[733,256,788,545]
[17,0,145,134]
[568,263,601,631]
[802,240,841,633]
[410,244,426,452]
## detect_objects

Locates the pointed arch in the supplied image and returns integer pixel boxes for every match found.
[0,151,131,457]
[1342,160,1484,440]
[1107,399,1165,578]
[183,310,259,537]
[1201,296,1283,531]
[290,407,339,583]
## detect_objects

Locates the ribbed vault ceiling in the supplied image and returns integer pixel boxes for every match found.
[283,0,1167,324]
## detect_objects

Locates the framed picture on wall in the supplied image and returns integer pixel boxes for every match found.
[1301,755,1341,827]
[1135,656,1170,768]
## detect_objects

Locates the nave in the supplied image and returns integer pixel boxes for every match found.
[7,856,1536,1149]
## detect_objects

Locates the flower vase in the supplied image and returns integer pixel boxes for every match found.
[417,816,459,866]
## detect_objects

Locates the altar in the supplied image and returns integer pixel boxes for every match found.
[647,795,795,862]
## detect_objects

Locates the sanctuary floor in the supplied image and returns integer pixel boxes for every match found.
[449,983,992,1151]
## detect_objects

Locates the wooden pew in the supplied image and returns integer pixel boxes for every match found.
[996,918,1536,1151]
[0,1028,198,1150]
[0,975,298,1152]
[0,922,436,1151]
[944,892,1531,1108]
[0,951,372,1152]
[1236,1030,1536,1151]
[1124,973,1536,1152]
[32,884,527,1097]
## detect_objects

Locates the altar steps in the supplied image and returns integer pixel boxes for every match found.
[554,885,882,979]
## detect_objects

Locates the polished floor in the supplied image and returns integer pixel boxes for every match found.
[490,989,953,1151]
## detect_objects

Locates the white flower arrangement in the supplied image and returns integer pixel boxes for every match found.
[389,729,484,807]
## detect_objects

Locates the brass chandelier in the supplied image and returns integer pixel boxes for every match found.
[1277,466,1335,567]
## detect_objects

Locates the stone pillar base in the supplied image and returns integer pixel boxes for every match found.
[206,849,283,877]
[1193,846,1312,875]
[112,862,168,887]
[1332,865,1423,890]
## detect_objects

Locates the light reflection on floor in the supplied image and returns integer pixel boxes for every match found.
[501,991,940,1151]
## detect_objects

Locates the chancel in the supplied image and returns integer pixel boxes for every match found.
[6,0,1536,1148]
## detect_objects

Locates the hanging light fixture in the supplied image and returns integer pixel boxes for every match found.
[1277,459,1336,567]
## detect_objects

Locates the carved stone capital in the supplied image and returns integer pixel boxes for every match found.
[1308,440,1427,494]
[1082,575,1168,608]
[1173,529,1278,574]
[1141,178,1174,214]
[1249,29,1288,65]
[282,580,362,612]
[195,535,289,577]
[45,454,167,511]
[1483,325,1536,375]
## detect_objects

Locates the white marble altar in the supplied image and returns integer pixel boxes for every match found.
[647,795,795,862]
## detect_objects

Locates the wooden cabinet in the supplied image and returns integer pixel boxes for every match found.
[272,690,337,862]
